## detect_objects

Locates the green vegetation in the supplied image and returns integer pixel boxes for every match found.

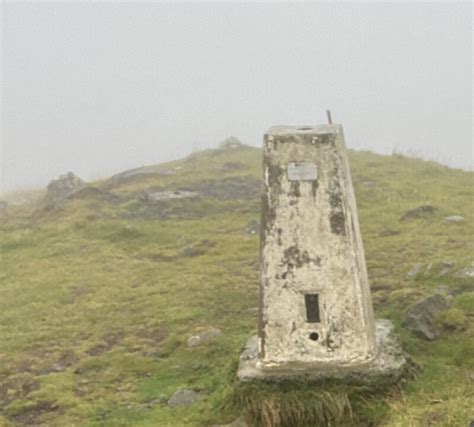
[0,143,473,426]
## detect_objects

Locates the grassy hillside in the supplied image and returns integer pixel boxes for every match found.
[0,142,473,426]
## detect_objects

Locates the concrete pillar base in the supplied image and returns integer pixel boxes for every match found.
[237,319,409,384]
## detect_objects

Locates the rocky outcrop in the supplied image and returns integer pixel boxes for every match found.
[219,137,244,149]
[45,172,86,208]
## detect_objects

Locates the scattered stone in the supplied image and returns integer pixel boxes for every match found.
[186,328,222,348]
[402,294,450,340]
[469,373,474,382]
[400,205,437,220]
[45,172,86,208]
[406,263,423,278]
[443,215,464,224]
[379,229,400,237]
[438,261,455,276]
[219,137,244,149]
[139,190,198,202]
[167,389,203,407]
[244,220,260,235]
[454,263,474,278]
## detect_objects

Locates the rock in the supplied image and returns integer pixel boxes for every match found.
[167,389,203,407]
[186,328,222,348]
[45,172,86,207]
[400,205,437,220]
[469,373,474,382]
[443,215,464,224]
[438,261,455,276]
[244,220,260,235]
[406,263,423,278]
[454,263,474,278]
[219,137,244,149]
[139,190,198,202]
[379,229,400,237]
[402,294,450,340]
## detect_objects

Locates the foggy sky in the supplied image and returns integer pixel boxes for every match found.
[1,2,472,193]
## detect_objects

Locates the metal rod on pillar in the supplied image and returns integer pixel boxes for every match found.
[326,109,333,124]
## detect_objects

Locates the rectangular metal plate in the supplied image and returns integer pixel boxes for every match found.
[287,162,318,181]
[305,293,321,323]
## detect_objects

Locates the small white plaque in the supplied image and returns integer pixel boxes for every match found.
[287,162,318,181]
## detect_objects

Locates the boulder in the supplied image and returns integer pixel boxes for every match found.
[402,294,450,340]
[167,389,203,407]
[45,172,86,207]
[186,328,222,348]
[443,215,464,224]
[400,205,437,220]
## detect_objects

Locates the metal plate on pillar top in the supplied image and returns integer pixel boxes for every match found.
[287,162,318,181]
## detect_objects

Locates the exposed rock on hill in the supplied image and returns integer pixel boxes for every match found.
[402,294,450,340]
[219,137,244,149]
[138,190,198,202]
[45,172,86,208]
[444,215,464,224]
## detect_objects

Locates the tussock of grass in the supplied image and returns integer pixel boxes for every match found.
[229,384,353,427]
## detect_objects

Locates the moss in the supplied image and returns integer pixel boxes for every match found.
[435,308,469,332]
[454,292,474,315]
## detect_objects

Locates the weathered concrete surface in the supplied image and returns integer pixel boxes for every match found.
[238,319,407,383]
[258,125,375,368]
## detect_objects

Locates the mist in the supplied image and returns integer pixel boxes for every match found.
[1,2,472,193]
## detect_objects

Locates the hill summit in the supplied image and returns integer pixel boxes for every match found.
[0,142,473,426]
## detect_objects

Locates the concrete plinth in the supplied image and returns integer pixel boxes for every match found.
[237,319,408,384]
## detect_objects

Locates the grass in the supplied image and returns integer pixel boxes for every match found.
[0,143,473,426]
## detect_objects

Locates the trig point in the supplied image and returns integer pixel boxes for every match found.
[238,124,407,383]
